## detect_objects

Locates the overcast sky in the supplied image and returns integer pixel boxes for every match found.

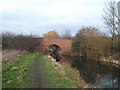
[0,0,119,36]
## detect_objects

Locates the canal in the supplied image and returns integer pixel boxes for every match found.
[52,53,120,88]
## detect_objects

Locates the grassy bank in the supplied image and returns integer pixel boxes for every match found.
[39,55,78,88]
[98,56,119,66]
[61,63,85,88]
[2,53,38,88]
[99,56,118,61]
[3,52,79,88]
[61,62,95,88]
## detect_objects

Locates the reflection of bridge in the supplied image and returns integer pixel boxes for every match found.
[39,38,72,53]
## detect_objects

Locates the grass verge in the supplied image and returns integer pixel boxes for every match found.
[61,63,85,88]
[99,56,119,61]
[2,53,38,88]
[2,52,80,88]
[40,55,78,88]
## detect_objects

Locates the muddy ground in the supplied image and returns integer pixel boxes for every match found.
[27,55,46,88]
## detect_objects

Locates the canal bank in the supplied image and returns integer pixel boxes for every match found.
[98,58,120,66]
[38,53,79,88]
[62,51,120,66]
[47,55,95,88]
[48,53,120,88]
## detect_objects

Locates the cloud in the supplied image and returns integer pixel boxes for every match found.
[1,0,119,36]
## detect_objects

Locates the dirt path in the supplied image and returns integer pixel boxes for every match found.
[27,55,46,88]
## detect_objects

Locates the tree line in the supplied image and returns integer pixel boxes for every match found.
[72,26,117,59]
[42,27,119,60]
[2,32,39,52]
[42,0,120,60]
[43,30,72,40]
[2,0,119,60]
[72,0,120,60]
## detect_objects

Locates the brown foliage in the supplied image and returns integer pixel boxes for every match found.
[72,26,111,59]
[2,32,40,52]
[43,30,60,38]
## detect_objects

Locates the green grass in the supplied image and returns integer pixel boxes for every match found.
[99,56,118,61]
[40,55,78,88]
[61,63,86,88]
[2,53,38,88]
[2,52,79,88]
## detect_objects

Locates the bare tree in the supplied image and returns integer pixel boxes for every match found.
[61,29,72,39]
[102,0,120,55]
[117,1,120,35]
[103,0,118,35]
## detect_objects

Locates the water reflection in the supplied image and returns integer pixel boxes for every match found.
[59,55,120,88]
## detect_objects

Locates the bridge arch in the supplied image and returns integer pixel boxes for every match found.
[39,38,72,53]
[48,44,61,52]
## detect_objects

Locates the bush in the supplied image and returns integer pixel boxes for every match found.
[72,26,111,59]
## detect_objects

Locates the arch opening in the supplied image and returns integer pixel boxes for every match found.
[45,44,61,62]
[46,44,61,53]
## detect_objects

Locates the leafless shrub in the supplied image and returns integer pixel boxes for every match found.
[2,32,40,52]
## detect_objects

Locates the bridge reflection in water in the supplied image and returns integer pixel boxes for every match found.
[51,53,120,88]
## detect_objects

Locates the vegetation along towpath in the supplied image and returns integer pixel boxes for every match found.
[3,52,78,88]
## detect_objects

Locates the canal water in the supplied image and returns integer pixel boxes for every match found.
[52,53,120,88]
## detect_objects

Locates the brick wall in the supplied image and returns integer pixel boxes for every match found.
[39,38,72,53]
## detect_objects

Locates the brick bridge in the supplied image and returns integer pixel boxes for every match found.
[39,38,72,53]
